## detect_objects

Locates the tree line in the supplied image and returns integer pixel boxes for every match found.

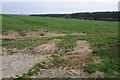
[30,11,119,21]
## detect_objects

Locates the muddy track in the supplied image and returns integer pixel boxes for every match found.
[1,32,66,40]
[2,38,103,78]
[34,39,60,55]
[1,32,86,40]
[33,40,102,78]
[1,39,60,78]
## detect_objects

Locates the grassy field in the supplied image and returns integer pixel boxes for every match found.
[2,14,119,78]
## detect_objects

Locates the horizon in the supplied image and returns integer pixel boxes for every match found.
[1,11,119,15]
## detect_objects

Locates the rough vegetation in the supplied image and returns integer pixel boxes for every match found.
[1,14,119,79]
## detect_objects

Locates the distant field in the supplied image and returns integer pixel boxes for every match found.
[2,15,119,78]
[2,14,118,34]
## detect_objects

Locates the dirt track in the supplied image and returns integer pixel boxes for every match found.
[1,32,86,40]
[1,32,103,78]
[1,39,60,78]
[2,53,47,78]
[32,40,102,78]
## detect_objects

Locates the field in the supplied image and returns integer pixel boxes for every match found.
[1,14,119,78]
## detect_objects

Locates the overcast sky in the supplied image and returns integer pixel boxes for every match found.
[1,0,119,14]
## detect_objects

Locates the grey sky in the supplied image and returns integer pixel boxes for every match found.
[2,1,119,14]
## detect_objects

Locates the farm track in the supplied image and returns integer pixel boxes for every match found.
[1,39,61,78]
[33,40,102,78]
[1,32,86,40]
[1,32,104,78]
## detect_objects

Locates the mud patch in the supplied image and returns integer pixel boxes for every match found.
[34,40,95,78]
[1,39,61,78]
[1,31,87,40]
[1,32,66,40]
[2,53,47,78]
[1,32,22,40]
[70,33,86,36]
[66,40,92,69]
[34,39,60,55]
[1,47,50,78]
[26,32,66,37]
[35,67,90,78]
[1,48,30,56]
[43,32,66,37]
[68,40,92,57]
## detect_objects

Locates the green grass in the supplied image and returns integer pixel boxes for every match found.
[57,35,77,50]
[2,14,119,78]
[50,53,64,66]
[85,64,98,74]
[2,14,118,34]
[2,37,55,49]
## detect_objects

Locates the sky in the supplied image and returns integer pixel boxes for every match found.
[1,0,120,14]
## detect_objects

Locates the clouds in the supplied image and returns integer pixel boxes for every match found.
[2,2,118,14]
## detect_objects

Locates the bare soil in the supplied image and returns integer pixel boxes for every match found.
[1,32,66,40]
[34,39,60,55]
[1,39,60,78]
[2,53,48,78]
[2,37,103,78]
[1,32,86,40]
[70,33,86,36]
[64,40,92,69]
[34,40,103,78]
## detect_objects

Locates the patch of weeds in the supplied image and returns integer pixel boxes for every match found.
[85,58,119,78]
[2,37,54,49]
[18,31,26,36]
[15,53,64,79]
[15,61,48,79]
[85,64,98,74]
[25,67,39,77]
[56,36,77,52]
[50,54,64,66]
[98,59,119,78]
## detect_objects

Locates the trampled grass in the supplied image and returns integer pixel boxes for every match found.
[2,14,119,78]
